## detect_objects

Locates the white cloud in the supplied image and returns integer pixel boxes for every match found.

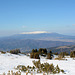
[20,31,50,34]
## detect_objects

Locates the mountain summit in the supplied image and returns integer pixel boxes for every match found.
[20,31,49,34]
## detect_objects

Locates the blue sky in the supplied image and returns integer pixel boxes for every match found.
[0,0,75,36]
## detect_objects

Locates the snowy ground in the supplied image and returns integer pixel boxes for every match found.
[0,53,75,75]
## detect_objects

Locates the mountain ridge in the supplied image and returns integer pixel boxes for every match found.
[2,32,75,41]
[0,33,75,52]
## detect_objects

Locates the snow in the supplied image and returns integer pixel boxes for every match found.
[0,53,75,75]
[20,31,49,34]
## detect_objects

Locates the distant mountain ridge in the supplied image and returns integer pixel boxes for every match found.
[47,45,75,54]
[0,32,75,52]
[3,32,75,42]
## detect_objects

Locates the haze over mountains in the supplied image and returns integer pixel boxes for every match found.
[5,31,75,42]
[0,31,75,52]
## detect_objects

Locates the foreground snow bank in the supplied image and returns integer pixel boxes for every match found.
[0,53,75,75]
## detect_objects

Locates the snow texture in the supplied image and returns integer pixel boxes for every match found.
[0,53,75,75]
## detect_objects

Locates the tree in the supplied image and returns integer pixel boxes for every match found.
[47,53,52,59]
[39,48,47,55]
[35,49,37,52]
[49,50,52,54]
[32,49,35,53]
[10,49,21,54]
[34,53,40,59]
[32,49,38,53]
[55,65,60,73]
[47,50,53,59]
[39,48,43,55]
[30,53,40,59]
[70,50,75,58]
[59,52,64,58]
[30,53,34,58]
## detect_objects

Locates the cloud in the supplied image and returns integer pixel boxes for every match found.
[20,31,50,34]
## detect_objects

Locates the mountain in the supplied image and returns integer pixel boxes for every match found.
[6,32,75,42]
[0,32,75,52]
[47,45,75,54]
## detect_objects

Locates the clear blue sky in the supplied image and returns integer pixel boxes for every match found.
[0,0,75,36]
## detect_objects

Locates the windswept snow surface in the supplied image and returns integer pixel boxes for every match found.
[0,53,75,75]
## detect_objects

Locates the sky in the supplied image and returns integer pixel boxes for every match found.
[0,0,75,37]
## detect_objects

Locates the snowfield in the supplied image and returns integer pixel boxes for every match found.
[0,53,75,75]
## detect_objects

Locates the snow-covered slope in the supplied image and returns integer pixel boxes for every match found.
[0,53,75,75]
